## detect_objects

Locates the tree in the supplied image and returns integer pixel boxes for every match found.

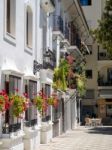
[92,0,112,56]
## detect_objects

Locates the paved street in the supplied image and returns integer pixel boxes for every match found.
[39,126,112,150]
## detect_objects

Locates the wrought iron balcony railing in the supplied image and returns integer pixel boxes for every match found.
[76,36,81,49]
[25,119,37,127]
[64,24,69,41]
[98,80,112,86]
[53,15,64,34]
[70,34,81,48]
[2,123,21,134]
[98,52,112,60]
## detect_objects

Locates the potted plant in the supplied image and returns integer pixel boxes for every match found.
[53,59,69,91]
[9,93,29,118]
[76,74,86,96]
[47,93,59,108]
[33,91,48,114]
[0,90,10,112]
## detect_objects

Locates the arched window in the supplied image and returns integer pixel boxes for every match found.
[6,0,16,37]
[26,6,33,49]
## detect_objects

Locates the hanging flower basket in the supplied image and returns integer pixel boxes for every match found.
[0,90,10,112]
[9,93,29,118]
[47,93,59,108]
[33,91,48,113]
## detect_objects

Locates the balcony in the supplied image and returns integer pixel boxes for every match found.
[53,15,64,39]
[98,52,112,60]
[43,49,56,70]
[98,52,112,68]
[98,89,112,99]
[62,24,70,46]
[41,0,55,13]
[70,34,81,49]
[98,80,112,87]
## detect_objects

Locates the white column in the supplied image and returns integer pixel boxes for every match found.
[74,95,77,129]
[78,98,81,125]
[56,37,60,67]
[56,0,61,16]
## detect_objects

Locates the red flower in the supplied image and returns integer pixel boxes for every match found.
[23,92,28,98]
[14,88,19,92]
[66,55,75,64]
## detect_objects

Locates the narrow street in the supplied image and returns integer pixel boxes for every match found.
[39,126,112,150]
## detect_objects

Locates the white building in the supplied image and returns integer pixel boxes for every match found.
[0,0,91,150]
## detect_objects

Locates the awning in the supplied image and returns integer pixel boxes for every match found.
[1,58,24,76]
[24,67,39,81]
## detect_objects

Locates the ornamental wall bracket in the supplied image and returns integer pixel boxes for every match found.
[33,60,43,75]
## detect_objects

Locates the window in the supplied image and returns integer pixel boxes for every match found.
[80,0,92,6]
[6,0,16,38]
[26,6,33,49]
[86,70,92,79]
[42,84,51,122]
[98,52,107,60]
[25,80,37,126]
[3,75,21,134]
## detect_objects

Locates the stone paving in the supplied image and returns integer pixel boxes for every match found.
[39,126,112,150]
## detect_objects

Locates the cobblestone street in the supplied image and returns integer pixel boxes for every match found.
[39,126,112,150]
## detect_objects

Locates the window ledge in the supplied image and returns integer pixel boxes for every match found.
[24,46,33,55]
[4,33,16,46]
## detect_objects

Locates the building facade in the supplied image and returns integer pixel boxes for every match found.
[0,0,90,150]
[80,0,112,125]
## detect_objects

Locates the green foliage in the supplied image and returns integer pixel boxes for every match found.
[10,94,28,117]
[33,96,43,113]
[76,73,86,96]
[53,59,70,91]
[92,0,112,56]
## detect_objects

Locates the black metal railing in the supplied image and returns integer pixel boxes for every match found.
[76,36,81,49]
[98,80,112,86]
[98,53,112,60]
[25,119,37,127]
[53,15,64,34]
[2,123,21,134]
[50,0,55,7]
[70,35,81,49]
[43,49,56,70]
[64,24,69,41]
[42,115,51,122]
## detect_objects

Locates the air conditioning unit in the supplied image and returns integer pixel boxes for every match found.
[41,0,55,13]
